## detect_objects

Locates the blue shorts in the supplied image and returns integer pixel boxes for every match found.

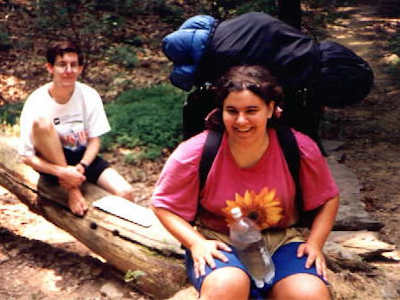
[185,242,327,300]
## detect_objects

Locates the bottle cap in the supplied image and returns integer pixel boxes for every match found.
[231,207,242,218]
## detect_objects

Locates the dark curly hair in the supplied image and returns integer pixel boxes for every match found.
[206,65,283,131]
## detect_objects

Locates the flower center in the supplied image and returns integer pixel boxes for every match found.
[247,211,260,222]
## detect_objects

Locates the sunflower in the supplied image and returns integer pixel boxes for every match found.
[222,187,284,230]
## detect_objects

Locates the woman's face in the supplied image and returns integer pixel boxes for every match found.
[223,90,274,144]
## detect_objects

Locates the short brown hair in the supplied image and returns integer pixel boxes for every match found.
[46,41,84,66]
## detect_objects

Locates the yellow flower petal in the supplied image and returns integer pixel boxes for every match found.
[222,188,284,229]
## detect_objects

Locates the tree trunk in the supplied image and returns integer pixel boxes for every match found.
[278,0,302,30]
[0,136,187,299]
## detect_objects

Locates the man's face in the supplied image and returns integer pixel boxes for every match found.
[46,52,83,88]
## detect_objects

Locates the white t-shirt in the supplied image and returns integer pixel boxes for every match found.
[18,82,111,156]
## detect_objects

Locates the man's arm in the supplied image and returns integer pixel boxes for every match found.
[78,137,101,167]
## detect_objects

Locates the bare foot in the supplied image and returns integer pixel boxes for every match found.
[68,188,89,216]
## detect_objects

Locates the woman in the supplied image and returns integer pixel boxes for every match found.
[151,65,339,300]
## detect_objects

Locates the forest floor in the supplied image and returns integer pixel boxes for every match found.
[1,1,400,300]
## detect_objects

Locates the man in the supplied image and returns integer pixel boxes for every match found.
[18,41,134,216]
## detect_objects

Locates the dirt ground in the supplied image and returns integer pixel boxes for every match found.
[1,1,400,300]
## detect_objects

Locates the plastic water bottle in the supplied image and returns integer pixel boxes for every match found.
[229,207,275,288]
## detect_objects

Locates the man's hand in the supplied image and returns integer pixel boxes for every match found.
[58,165,86,189]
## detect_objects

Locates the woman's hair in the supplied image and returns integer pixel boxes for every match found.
[206,65,283,131]
[46,41,84,66]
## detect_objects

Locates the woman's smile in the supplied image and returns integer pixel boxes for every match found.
[223,90,274,143]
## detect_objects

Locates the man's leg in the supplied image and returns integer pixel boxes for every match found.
[96,168,135,201]
[32,117,67,166]
[32,117,88,216]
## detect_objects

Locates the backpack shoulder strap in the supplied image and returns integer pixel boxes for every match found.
[275,125,303,217]
[199,130,223,193]
[276,126,319,228]
[198,127,301,197]
[198,127,306,225]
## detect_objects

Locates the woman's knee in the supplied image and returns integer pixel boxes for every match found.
[269,273,331,300]
[200,267,250,300]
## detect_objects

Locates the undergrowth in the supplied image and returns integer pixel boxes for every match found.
[102,84,186,162]
[387,32,400,84]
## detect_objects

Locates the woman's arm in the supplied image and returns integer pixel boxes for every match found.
[297,195,339,280]
[151,205,232,278]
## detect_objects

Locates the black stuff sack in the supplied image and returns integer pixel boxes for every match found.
[314,41,374,108]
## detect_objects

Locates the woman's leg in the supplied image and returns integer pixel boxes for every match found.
[185,247,252,300]
[267,273,331,300]
[200,267,251,300]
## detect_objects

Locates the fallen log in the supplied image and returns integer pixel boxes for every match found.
[0,134,392,299]
[0,135,187,299]
[332,216,385,231]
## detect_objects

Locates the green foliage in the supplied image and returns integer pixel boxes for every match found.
[389,33,400,56]
[91,0,137,15]
[124,269,146,282]
[146,0,185,25]
[236,0,277,16]
[103,85,185,161]
[29,0,137,68]
[387,33,400,83]
[106,45,140,69]
[207,0,277,19]
[0,102,23,125]
[0,25,11,50]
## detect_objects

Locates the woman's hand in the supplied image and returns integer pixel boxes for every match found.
[150,207,233,279]
[190,239,232,279]
[297,242,327,281]
[298,196,339,282]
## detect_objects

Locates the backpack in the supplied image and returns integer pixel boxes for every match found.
[189,88,317,228]
[167,13,374,143]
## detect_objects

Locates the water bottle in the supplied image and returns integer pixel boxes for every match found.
[229,207,275,288]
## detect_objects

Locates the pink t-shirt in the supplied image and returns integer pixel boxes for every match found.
[152,128,338,233]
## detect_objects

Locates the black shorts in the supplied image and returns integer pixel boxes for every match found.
[40,147,109,185]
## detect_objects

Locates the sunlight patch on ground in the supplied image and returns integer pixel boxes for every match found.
[347,40,375,47]
[0,185,8,195]
[382,54,400,65]
[336,6,357,12]
[0,74,28,103]
[0,201,76,243]
[42,270,63,293]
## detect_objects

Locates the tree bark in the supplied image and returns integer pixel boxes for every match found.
[0,136,187,299]
[278,0,302,30]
